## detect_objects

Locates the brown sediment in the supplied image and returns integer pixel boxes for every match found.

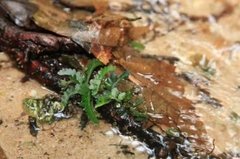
[0,146,7,159]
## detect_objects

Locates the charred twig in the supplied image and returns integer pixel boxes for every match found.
[99,104,197,158]
[0,15,84,55]
[28,116,39,137]
[198,89,223,108]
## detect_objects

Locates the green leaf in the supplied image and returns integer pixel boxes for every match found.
[58,68,77,76]
[111,71,129,89]
[105,74,117,88]
[109,88,127,102]
[59,79,71,88]
[80,83,99,124]
[58,69,84,84]
[89,79,101,94]
[56,60,139,124]
[117,92,126,101]
[85,59,103,82]
[89,65,116,95]
[111,87,119,99]
[61,84,81,107]
[129,41,145,52]
[95,94,111,108]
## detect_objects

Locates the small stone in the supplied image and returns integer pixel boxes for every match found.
[29,89,37,97]
[135,146,146,153]
[105,130,114,136]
